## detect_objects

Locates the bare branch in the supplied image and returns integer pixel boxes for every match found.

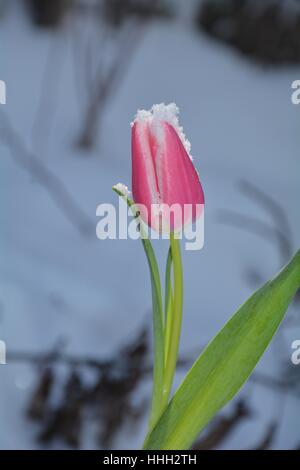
[239,179,293,247]
[251,422,278,450]
[76,19,147,149]
[0,110,94,236]
[7,348,300,399]
[192,400,251,450]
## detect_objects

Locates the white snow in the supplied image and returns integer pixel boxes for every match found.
[133,102,193,161]
[113,183,131,198]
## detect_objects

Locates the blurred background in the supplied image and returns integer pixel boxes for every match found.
[0,0,299,450]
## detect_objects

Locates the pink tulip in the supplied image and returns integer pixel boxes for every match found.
[131,103,204,232]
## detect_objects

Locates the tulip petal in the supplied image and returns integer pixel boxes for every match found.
[151,122,204,229]
[132,121,161,228]
[131,104,204,231]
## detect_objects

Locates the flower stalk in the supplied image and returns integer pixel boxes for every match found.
[162,234,184,408]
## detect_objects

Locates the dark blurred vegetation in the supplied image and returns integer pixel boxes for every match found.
[18,326,150,448]
[8,326,300,449]
[24,0,173,29]
[196,0,300,65]
[25,0,70,27]
[102,0,172,28]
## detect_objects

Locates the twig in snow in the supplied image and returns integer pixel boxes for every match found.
[7,347,300,399]
[216,179,300,303]
[192,400,251,450]
[31,30,66,156]
[0,110,94,236]
[76,19,147,150]
[251,422,278,450]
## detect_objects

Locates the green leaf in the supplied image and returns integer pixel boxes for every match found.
[112,185,165,430]
[144,249,300,450]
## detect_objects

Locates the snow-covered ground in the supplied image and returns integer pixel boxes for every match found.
[0,0,299,449]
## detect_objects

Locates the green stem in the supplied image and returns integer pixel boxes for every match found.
[112,187,165,432]
[164,248,173,365]
[164,247,173,320]
[162,232,183,408]
[142,236,165,431]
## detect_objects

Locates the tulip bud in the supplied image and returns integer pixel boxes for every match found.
[131,103,204,232]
